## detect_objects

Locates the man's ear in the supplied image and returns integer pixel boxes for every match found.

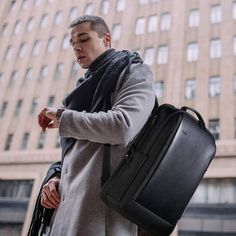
[103,33,111,48]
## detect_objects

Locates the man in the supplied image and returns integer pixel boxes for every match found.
[34,15,156,236]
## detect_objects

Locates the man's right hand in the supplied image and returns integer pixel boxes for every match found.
[38,108,53,132]
[41,176,61,209]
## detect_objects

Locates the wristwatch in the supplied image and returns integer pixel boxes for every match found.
[56,108,65,125]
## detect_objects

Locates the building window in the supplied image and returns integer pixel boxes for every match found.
[157,45,168,64]
[13,20,22,35]
[116,0,126,12]
[24,68,33,82]
[9,0,16,12]
[54,11,63,25]
[139,0,148,5]
[155,81,164,98]
[34,0,41,6]
[30,97,39,115]
[47,37,56,53]
[84,3,93,15]
[187,42,199,62]
[0,102,8,118]
[20,133,29,150]
[38,65,48,80]
[209,119,220,140]
[37,132,46,149]
[62,34,70,50]
[234,74,236,94]
[211,5,221,24]
[210,38,221,59]
[112,24,121,41]
[18,42,27,58]
[160,13,171,31]
[26,17,35,32]
[70,61,79,79]
[147,15,158,33]
[185,79,196,100]
[144,47,154,66]
[4,134,13,151]
[100,0,110,15]
[14,100,23,117]
[47,96,55,107]
[0,73,4,83]
[40,14,48,28]
[135,17,145,35]
[21,0,29,10]
[233,36,236,55]
[32,40,42,56]
[0,179,33,197]
[0,179,33,233]
[69,7,78,23]
[209,76,221,97]
[0,179,33,234]
[54,63,64,80]
[25,68,33,81]
[188,9,200,27]
[9,70,18,86]
[1,23,8,36]
[233,1,236,20]
[5,45,13,60]
[180,179,236,235]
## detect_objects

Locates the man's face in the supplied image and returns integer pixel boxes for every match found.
[70,22,111,69]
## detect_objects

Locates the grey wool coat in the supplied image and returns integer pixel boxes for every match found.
[50,63,156,236]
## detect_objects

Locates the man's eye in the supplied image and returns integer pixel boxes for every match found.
[79,38,89,43]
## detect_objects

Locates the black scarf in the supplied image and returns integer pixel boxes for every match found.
[61,49,143,158]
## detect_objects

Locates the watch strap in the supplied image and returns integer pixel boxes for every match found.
[56,108,65,125]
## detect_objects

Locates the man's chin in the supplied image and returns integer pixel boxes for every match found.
[77,61,89,69]
[80,65,88,69]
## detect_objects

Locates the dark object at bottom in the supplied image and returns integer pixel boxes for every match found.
[101,104,216,236]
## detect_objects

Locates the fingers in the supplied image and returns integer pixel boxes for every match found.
[47,123,57,129]
[41,178,61,209]
[42,189,59,208]
[45,109,57,120]
[45,109,58,129]
[48,180,60,202]
[38,111,45,129]
[41,191,57,209]
[38,108,53,132]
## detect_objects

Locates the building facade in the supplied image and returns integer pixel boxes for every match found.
[0,0,236,235]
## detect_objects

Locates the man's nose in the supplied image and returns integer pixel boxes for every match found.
[74,43,82,51]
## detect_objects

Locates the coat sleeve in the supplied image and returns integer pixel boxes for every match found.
[58,63,156,145]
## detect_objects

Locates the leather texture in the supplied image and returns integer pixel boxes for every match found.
[100,104,216,236]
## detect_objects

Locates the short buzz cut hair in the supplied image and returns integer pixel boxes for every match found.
[69,15,111,38]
